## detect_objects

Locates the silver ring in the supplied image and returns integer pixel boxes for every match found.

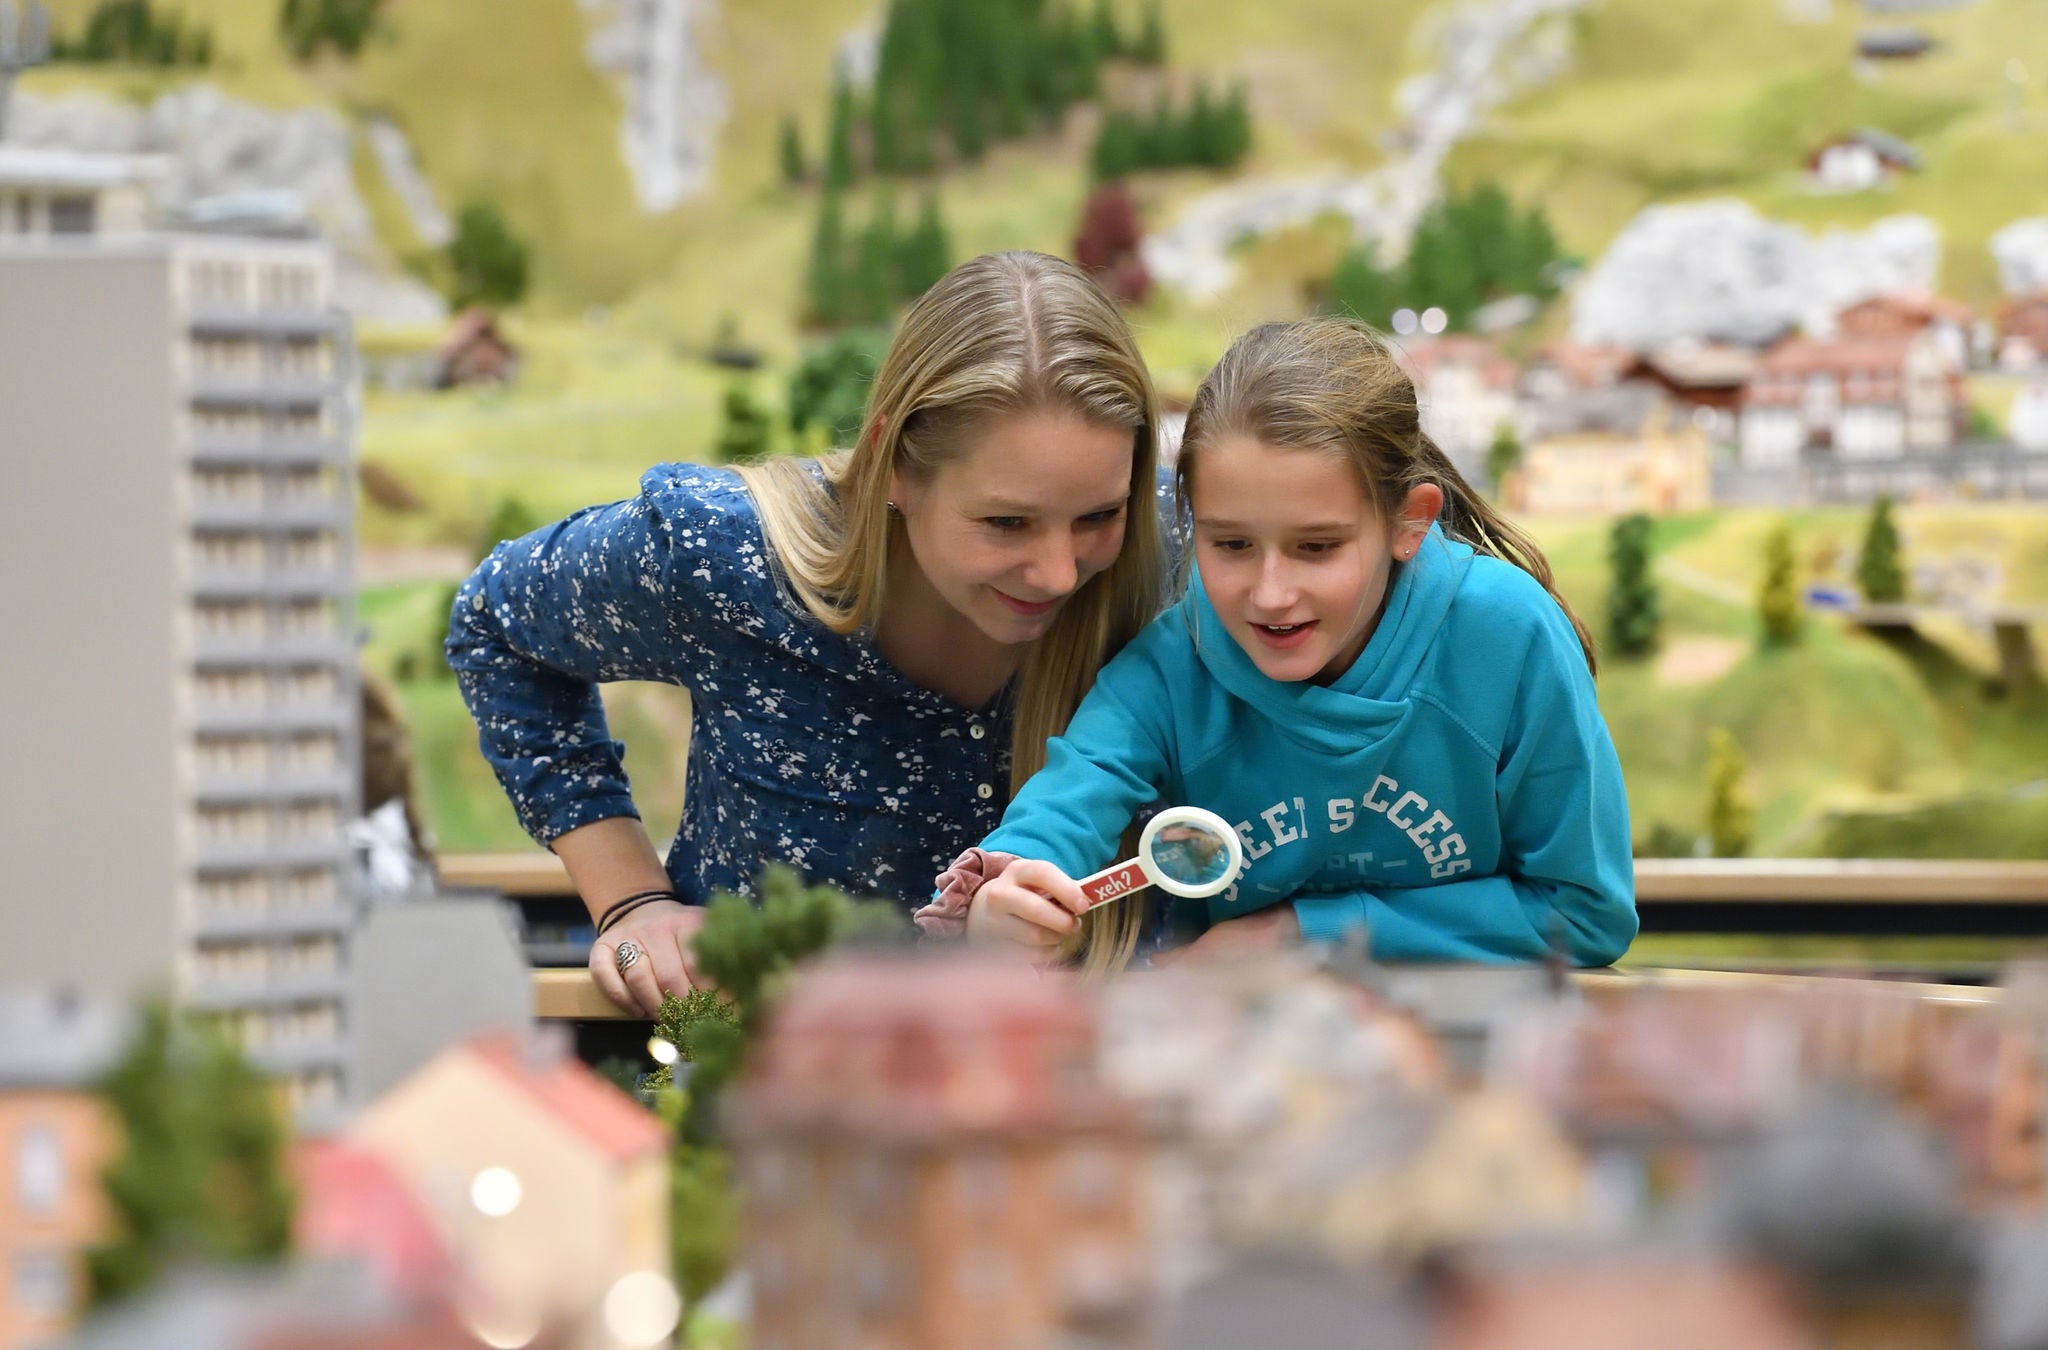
[614,940,642,974]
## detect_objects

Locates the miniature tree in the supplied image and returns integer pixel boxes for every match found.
[473,495,542,565]
[787,328,889,448]
[1329,240,1396,329]
[1705,727,1754,858]
[445,201,530,310]
[1855,494,1906,604]
[279,0,380,60]
[1758,521,1804,647]
[1607,512,1661,660]
[823,72,855,190]
[652,867,905,1304]
[895,190,952,299]
[804,183,847,326]
[778,114,807,185]
[1485,423,1524,499]
[713,383,774,464]
[1072,180,1149,305]
[1134,0,1166,62]
[88,1003,294,1308]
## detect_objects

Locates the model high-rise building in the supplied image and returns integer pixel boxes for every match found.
[0,233,361,1116]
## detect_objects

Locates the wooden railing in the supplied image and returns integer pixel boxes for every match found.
[446,852,2048,905]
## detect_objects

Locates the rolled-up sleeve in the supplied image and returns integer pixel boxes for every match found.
[446,482,703,846]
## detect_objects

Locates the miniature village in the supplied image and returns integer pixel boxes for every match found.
[17,876,2048,1350]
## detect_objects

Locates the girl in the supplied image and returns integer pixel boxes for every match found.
[448,252,1170,1014]
[918,318,1637,970]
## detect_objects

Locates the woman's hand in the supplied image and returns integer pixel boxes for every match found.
[967,859,1089,952]
[591,899,710,1017]
[1152,902,1301,966]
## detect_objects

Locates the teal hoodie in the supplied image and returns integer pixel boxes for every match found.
[979,526,1638,965]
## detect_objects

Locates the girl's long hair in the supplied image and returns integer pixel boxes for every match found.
[734,250,1166,971]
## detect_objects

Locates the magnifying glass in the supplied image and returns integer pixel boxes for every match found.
[1077,805,1245,910]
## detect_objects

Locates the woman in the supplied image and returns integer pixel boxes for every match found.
[447,251,1168,1015]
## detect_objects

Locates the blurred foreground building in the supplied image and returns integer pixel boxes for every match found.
[733,958,1153,1350]
[0,232,361,1115]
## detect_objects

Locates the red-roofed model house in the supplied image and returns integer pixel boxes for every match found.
[1738,331,1963,466]
[1396,336,1520,463]
[294,1140,458,1305]
[346,1033,670,1350]
[732,956,1153,1349]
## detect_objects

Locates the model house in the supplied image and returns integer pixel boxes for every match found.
[733,956,1153,1350]
[1515,383,1714,515]
[345,1032,670,1350]
[1396,335,1520,468]
[0,991,125,1350]
[1738,330,1963,466]
[0,147,157,240]
[1835,290,1970,369]
[1807,129,1921,192]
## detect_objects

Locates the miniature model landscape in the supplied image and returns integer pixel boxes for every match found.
[5,0,2042,864]
[17,868,2048,1349]
[3,0,2047,1345]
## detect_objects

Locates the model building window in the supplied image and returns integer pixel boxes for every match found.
[196,735,265,775]
[197,669,265,707]
[276,600,337,636]
[281,534,336,570]
[854,1249,897,1310]
[956,1246,1012,1299]
[954,1151,1007,1215]
[847,1157,900,1218]
[199,874,265,914]
[48,194,95,236]
[277,869,337,907]
[276,668,336,704]
[280,465,338,501]
[15,1126,63,1217]
[277,734,338,771]
[280,801,338,840]
[276,338,325,376]
[1058,1145,1121,1212]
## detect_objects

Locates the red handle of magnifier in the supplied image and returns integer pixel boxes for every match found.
[1076,858,1151,911]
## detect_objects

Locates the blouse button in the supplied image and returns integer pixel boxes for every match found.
[969,724,986,740]
[976,783,994,800]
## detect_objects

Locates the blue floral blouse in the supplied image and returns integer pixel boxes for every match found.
[448,461,1171,917]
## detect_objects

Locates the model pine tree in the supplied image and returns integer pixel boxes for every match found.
[1486,423,1524,500]
[1758,521,1804,646]
[1705,727,1754,858]
[87,1003,294,1308]
[1856,494,1907,604]
[653,867,905,1304]
[713,383,773,464]
[1607,512,1661,659]
[777,114,807,185]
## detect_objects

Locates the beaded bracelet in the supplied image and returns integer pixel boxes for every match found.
[595,888,683,936]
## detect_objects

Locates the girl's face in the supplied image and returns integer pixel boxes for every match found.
[1191,437,1441,684]
[891,408,1136,645]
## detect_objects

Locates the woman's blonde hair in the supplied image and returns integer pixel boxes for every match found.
[1177,317,1597,672]
[734,250,1165,971]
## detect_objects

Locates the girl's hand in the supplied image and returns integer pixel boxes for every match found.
[591,899,710,1017]
[1152,903,1301,967]
[967,859,1089,951]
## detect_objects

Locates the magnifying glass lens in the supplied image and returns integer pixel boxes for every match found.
[1148,821,1235,888]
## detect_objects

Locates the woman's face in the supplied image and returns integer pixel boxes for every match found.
[891,408,1136,645]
